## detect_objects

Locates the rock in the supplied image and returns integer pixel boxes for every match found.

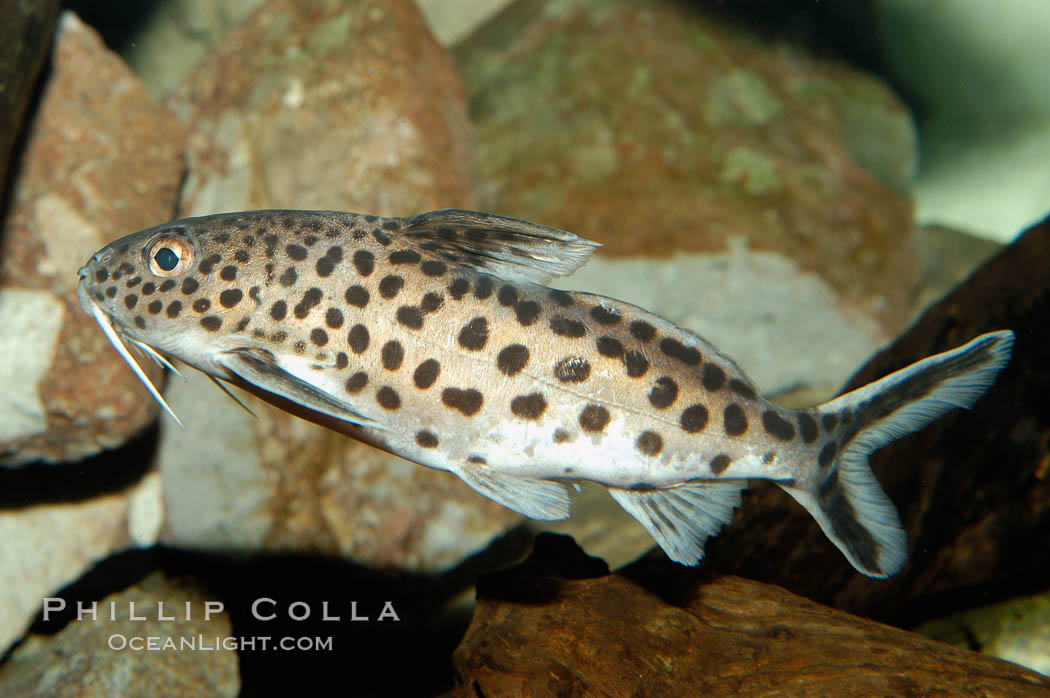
[157,371,519,571]
[168,0,473,216]
[909,224,1002,322]
[155,0,515,571]
[0,573,239,697]
[450,534,1050,696]
[0,0,61,192]
[0,12,185,465]
[0,468,163,655]
[414,0,515,46]
[699,213,1050,626]
[457,0,918,332]
[916,589,1050,677]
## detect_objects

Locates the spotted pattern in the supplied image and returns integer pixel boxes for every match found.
[293,288,322,319]
[442,388,483,416]
[554,356,590,383]
[497,344,529,376]
[458,317,489,351]
[709,454,731,474]
[701,364,725,391]
[550,316,586,338]
[310,328,328,347]
[219,288,242,308]
[326,308,344,329]
[348,324,369,354]
[376,386,401,410]
[635,431,663,456]
[724,404,748,436]
[680,404,709,433]
[648,377,678,409]
[378,275,404,299]
[271,300,287,321]
[279,267,297,287]
[590,305,621,325]
[798,414,818,443]
[510,393,546,420]
[381,341,404,370]
[396,306,423,330]
[201,316,222,332]
[352,250,374,276]
[346,372,368,393]
[762,411,796,441]
[818,442,838,468]
[596,336,623,358]
[659,338,701,366]
[413,359,440,389]
[623,352,649,378]
[728,379,756,399]
[515,300,541,327]
[415,430,439,448]
[578,404,610,432]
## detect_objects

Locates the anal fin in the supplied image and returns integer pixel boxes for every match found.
[608,481,744,565]
[455,466,571,521]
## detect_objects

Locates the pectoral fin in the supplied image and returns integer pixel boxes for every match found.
[455,465,571,521]
[220,346,382,429]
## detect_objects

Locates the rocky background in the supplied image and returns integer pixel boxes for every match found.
[1,0,1047,695]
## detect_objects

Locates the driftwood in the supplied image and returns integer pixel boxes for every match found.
[697,214,1050,626]
[449,535,1049,697]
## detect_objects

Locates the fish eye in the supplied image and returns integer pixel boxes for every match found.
[145,234,195,276]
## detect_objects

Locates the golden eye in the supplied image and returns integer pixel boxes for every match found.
[145,235,195,276]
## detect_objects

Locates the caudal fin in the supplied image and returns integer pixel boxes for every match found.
[781,330,1014,578]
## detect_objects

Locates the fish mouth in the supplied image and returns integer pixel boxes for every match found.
[78,282,185,427]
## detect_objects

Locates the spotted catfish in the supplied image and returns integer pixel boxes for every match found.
[76,209,1014,577]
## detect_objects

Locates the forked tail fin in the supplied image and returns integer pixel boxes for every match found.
[780,330,1014,577]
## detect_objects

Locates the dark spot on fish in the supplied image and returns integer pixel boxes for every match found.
[660,338,701,366]
[326,307,344,329]
[235,249,250,263]
[798,414,818,443]
[448,277,469,300]
[822,413,839,432]
[421,260,447,277]
[335,352,348,369]
[220,265,238,281]
[762,411,796,441]
[467,455,487,465]
[124,294,138,310]
[376,386,401,410]
[219,288,243,308]
[818,442,838,468]
[159,280,176,292]
[510,393,547,420]
[346,372,368,393]
[420,292,443,314]
[497,344,529,376]
[381,340,404,371]
[474,276,494,300]
[105,286,117,298]
[293,287,322,319]
[413,359,440,389]
[348,324,369,354]
[311,328,328,347]
[710,454,731,474]
[596,336,624,358]
[198,254,222,274]
[193,298,210,313]
[141,282,156,295]
[623,351,649,378]
[550,316,586,338]
[286,244,307,261]
[724,404,748,436]
[702,364,726,391]
[549,289,573,307]
[378,275,404,299]
[396,306,424,330]
[515,300,541,327]
[553,429,572,444]
[680,404,709,433]
[279,266,298,287]
[134,316,146,329]
[345,285,369,308]
[441,388,483,416]
[649,377,678,409]
[201,316,222,332]
[166,300,182,318]
[353,250,374,277]
[636,431,663,456]
[389,249,421,265]
[498,284,518,307]
[728,379,756,399]
[629,320,655,342]
[94,268,108,282]
[590,305,621,325]
[416,430,439,448]
[147,300,162,315]
[125,276,141,288]
[372,229,391,246]
[578,405,610,433]
[554,356,590,383]
[270,300,287,321]
[458,317,489,351]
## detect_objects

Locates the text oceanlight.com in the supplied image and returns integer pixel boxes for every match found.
[107,634,334,651]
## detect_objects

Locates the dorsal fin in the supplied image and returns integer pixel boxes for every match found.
[399,209,600,285]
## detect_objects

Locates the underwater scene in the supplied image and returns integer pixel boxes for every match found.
[1,0,1048,695]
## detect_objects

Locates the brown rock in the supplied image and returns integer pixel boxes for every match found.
[450,535,1050,697]
[0,12,185,465]
[701,213,1050,626]
[457,0,918,331]
[0,573,239,697]
[0,0,60,190]
[169,0,473,216]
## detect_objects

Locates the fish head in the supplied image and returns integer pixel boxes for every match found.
[77,217,261,372]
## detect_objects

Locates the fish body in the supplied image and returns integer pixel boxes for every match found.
[77,209,1014,577]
